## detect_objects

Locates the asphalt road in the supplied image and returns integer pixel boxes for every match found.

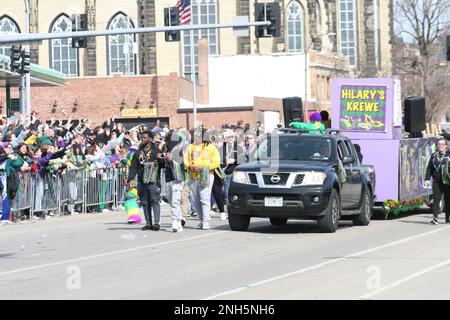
[1,205,450,300]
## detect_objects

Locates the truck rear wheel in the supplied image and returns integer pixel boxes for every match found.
[228,209,250,231]
[353,189,372,226]
[318,189,340,233]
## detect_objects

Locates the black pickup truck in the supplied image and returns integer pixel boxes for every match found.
[228,129,376,233]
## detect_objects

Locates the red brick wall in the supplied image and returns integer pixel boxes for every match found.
[182,110,254,129]
[21,73,182,126]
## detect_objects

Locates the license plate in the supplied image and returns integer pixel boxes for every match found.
[264,197,283,207]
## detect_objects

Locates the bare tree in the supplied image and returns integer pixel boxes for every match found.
[394,0,450,122]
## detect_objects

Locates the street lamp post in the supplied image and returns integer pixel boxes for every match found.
[304,33,336,122]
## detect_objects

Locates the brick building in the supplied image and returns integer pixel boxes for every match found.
[0,0,394,129]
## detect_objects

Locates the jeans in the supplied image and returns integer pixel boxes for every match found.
[188,179,199,214]
[212,173,225,212]
[166,181,183,223]
[191,174,215,224]
[223,174,232,205]
[138,183,161,226]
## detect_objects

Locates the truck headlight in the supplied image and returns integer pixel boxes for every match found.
[302,172,327,186]
[232,171,249,184]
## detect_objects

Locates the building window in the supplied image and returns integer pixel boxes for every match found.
[107,13,136,75]
[0,16,20,57]
[183,0,218,81]
[339,0,357,66]
[315,0,322,36]
[286,1,304,52]
[50,15,78,77]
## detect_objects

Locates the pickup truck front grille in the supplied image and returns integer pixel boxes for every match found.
[262,173,290,185]
[248,173,258,184]
[295,174,305,185]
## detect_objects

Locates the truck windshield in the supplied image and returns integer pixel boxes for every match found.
[256,136,333,162]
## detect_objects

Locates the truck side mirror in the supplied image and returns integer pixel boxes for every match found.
[343,156,354,164]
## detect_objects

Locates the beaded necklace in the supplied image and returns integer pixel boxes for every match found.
[433,152,446,172]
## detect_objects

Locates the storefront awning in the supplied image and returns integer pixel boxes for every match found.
[0,54,65,87]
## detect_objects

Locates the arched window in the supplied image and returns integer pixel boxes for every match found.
[107,13,136,75]
[315,0,322,35]
[339,0,357,66]
[286,1,304,52]
[183,0,219,81]
[50,14,78,77]
[0,16,20,57]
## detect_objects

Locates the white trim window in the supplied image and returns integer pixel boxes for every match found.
[108,13,135,75]
[0,16,20,57]
[339,0,357,66]
[182,0,218,81]
[286,1,304,52]
[50,15,78,77]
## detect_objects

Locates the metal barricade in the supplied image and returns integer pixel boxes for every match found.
[85,165,116,212]
[59,168,85,215]
[31,171,61,217]
[12,171,33,219]
[115,167,127,207]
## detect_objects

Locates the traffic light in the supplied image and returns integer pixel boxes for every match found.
[10,45,22,73]
[255,2,280,38]
[164,7,180,42]
[446,35,450,61]
[72,14,88,48]
[20,51,31,74]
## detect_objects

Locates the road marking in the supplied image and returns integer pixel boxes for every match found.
[204,225,450,300]
[359,258,450,299]
[0,231,227,277]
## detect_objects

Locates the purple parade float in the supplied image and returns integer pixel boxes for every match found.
[331,78,436,217]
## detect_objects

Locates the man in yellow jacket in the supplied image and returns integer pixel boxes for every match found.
[183,127,220,230]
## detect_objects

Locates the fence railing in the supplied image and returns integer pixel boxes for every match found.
[3,165,132,220]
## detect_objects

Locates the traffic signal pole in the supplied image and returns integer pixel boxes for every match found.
[24,0,31,117]
[0,21,271,45]
[0,20,271,125]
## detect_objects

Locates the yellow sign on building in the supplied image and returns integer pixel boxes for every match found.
[121,108,157,117]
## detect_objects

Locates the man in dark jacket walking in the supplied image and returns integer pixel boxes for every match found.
[127,131,163,231]
[426,138,450,225]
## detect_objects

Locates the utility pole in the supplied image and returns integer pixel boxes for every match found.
[24,0,31,118]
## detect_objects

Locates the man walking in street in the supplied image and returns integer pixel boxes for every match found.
[127,131,163,231]
[184,127,220,230]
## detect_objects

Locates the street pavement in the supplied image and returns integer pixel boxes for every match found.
[1,205,450,300]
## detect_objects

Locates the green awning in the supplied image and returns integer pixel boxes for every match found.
[0,54,65,87]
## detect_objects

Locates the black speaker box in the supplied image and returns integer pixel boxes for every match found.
[404,96,426,133]
[282,97,303,127]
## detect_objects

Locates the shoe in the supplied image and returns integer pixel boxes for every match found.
[202,223,210,230]
[153,224,160,231]
[196,222,203,229]
[181,218,186,227]
[220,212,227,221]
[191,212,198,217]
[102,209,111,213]
[141,225,153,231]
[431,218,439,225]
[172,221,183,233]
